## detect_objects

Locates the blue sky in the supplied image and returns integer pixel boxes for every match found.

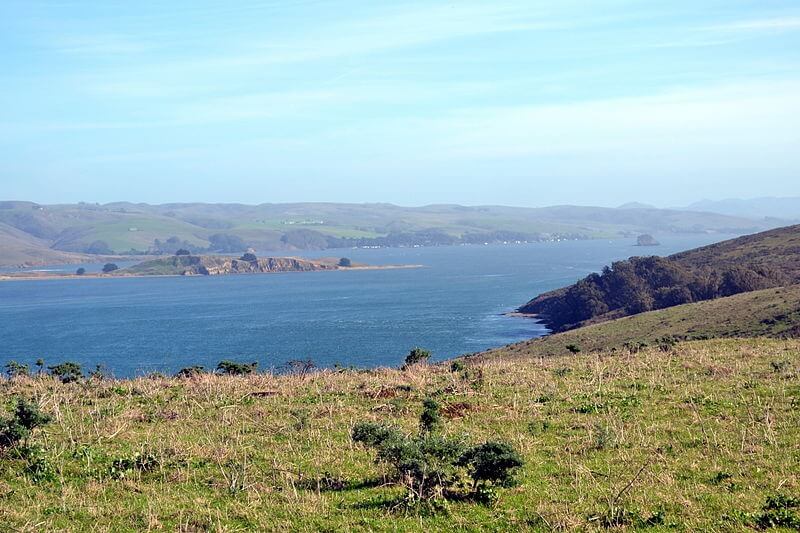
[1,1,798,207]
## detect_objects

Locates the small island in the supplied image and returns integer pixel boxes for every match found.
[0,254,420,281]
[635,234,660,246]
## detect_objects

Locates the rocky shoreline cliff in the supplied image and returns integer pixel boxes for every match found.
[120,255,341,276]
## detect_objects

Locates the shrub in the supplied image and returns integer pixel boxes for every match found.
[109,450,160,480]
[283,359,316,376]
[216,360,257,375]
[419,398,442,434]
[403,347,431,369]
[351,421,402,447]
[457,441,525,487]
[5,360,29,379]
[175,366,205,378]
[351,401,524,505]
[102,263,119,273]
[239,252,258,262]
[18,444,56,482]
[0,398,51,449]
[75,267,86,275]
[48,362,83,383]
[449,360,466,372]
[754,494,800,529]
[338,257,352,267]
[566,344,581,354]
[175,249,191,256]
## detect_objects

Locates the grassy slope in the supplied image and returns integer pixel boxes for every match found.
[0,223,92,266]
[0,338,798,530]
[670,223,800,277]
[0,201,784,264]
[498,285,800,359]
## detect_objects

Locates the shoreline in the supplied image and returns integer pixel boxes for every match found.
[0,264,424,282]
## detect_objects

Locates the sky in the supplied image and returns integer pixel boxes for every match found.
[1,1,799,207]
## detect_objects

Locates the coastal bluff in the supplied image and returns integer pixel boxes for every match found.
[120,255,341,276]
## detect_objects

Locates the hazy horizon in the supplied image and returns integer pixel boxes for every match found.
[2,1,799,206]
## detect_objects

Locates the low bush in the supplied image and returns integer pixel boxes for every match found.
[351,400,524,506]
[0,398,51,450]
[216,360,257,376]
[754,494,800,530]
[4,361,29,379]
[403,347,431,369]
[449,360,466,372]
[48,362,83,383]
[175,366,205,378]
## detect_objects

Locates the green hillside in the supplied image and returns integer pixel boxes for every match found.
[0,201,784,266]
[494,285,800,359]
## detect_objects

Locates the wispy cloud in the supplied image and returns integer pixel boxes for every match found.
[704,16,800,33]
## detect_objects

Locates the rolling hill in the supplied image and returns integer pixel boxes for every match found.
[0,201,785,267]
[519,224,800,332]
[494,284,800,359]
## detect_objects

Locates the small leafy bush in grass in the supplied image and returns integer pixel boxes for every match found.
[456,441,524,488]
[553,367,572,378]
[403,347,431,369]
[109,450,160,480]
[770,360,789,373]
[566,344,581,354]
[216,360,257,375]
[175,366,205,378]
[754,494,800,530]
[16,444,56,482]
[449,360,466,373]
[351,400,524,506]
[0,398,51,449]
[419,398,442,434]
[48,361,83,383]
[4,360,29,379]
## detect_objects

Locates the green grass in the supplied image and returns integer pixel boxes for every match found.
[498,285,800,359]
[1,338,798,530]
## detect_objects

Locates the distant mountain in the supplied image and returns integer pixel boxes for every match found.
[617,201,656,209]
[685,197,800,221]
[518,224,800,332]
[0,201,784,267]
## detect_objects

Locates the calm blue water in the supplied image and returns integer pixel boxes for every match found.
[0,235,733,377]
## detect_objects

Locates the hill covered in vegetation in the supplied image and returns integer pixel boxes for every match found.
[0,201,782,266]
[519,224,800,332]
[495,285,800,359]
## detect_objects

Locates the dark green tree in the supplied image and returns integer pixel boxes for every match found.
[216,360,257,375]
[48,362,83,383]
[403,347,431,368]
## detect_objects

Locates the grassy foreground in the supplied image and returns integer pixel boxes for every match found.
[1,338,799,531]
